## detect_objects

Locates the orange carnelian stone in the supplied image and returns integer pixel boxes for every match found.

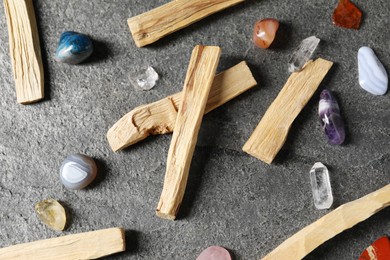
[359,236,390,260]
[332,0,362,29]
[253,18,279,49]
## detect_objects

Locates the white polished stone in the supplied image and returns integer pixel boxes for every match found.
[358,47,388,95]
[60,154,97,190]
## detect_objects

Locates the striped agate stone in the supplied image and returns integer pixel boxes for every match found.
[60,154,97,190]
[358,47,388,95]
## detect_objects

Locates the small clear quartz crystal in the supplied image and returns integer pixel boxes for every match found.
[288,36,320,73]
[309,162,333,209]
[131,66,159,91]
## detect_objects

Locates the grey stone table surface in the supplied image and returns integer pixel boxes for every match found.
[0,0,389,259]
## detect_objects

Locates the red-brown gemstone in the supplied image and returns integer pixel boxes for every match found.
[253,18,279,49]
[359,236,390,260]
[332,0,362,29]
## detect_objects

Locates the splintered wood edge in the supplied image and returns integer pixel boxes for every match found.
[155,211,176,220]
[107,61,257,152]
[261,184,390,260]
[0,227,125,259]
[156,46,221,220]
[127,0,244,47]
[4,0,44,104]
[242,58,333,164]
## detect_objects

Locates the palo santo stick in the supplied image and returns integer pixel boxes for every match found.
[127,0,244,47]
[0,227,125,259]
[107,61,257,152]
[243,58,333,164]
[262,184,390,260]
[4,0,44,104]
[156,45,221,220]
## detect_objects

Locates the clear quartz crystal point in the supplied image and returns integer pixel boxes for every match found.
[288,36,320,73]
[309,162,333,209]
[132,66,159,91]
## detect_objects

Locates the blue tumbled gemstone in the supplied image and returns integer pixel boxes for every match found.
[55,31,93,64]
[319,89,346,145]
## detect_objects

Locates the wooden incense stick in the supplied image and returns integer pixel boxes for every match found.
[156,45,221,220]
[0,227,125,259]
[262,184,390,260]
[127,0,244,47]
[243,58,333,164]
[3,0,44,104]
[107,61,257,152]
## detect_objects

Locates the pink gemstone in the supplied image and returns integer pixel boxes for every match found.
[196,246,231,260]
[253,18,279,49]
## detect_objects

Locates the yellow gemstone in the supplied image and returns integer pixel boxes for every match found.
[35,199,67,231]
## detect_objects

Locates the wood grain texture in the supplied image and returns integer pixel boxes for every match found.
[243,58,333,164]
[107,61,257,152]
[0,227,125,259]
[127,0,244,47]
[156,45,221,220]
[262,184,390,260]
[3,0,44,104]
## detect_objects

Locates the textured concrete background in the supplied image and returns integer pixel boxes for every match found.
[0,0,389,259]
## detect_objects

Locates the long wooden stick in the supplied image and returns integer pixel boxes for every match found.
[0,227,125,259]
[262,184,390,260]
[243,58,333,164]
[3,0,44,104]
[107,61,257,152]
[156,45,221,220]
[127,0,244,47]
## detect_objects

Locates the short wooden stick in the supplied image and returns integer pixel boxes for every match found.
[107,61,257,152]
[261,184,390,260]
[156,45,221,220]
[243,58,333,164]
[127,0,244,47]
[0,227,125,259]
[3,0,44,104]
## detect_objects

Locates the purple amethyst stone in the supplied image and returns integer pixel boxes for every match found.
[319,89,345,145]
